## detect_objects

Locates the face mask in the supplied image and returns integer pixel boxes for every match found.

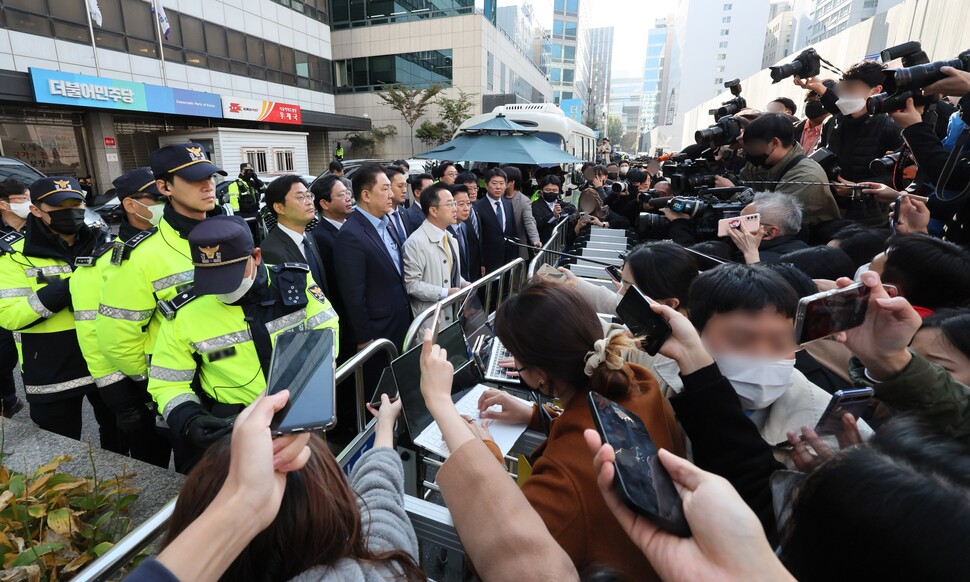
[215,260,256,304]
[619,167,629,176]
[712,352,796,410]
[804,100,826,120]
[835,96,866,116]
[607,173,619,181]
[543,192,559,203]
[133,199,165,227]
[8,202,31,219]
[47,207,87,235]
[746,146,774,168]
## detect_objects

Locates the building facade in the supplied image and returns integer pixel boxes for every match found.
[638,18,670,152]
[608,76,642,153]
[791,0,903,50]
[0,0,369,188]
[548,0,591,114]
[762,1,794,68]
[587,26,613,132]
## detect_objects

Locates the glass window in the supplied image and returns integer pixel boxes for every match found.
[562,92,572,100]
[208,56,229,73]
[295,50,310,77]
[121,0,154,40]
[550,68,561,82]
[128,37,158,58]
[185,51,206,68]
[264,42,282,71]
[227,28,247,62]
[566,0,578,13]
[563,45,575,62]
[553,20,563,36]
[180,15,205,53]
[204,21,227,57]
[554,0,564,10]
[247,35,265,66]
[52,20,90,43]
[50,1,87,24]
[94,29,126,51]
[161,11,181,47]
[96,0,123,32]
[564,22,577,39]
[4,9,52,37]
[562,68,573,83]
[550,44,562,60]
[5,0,47,15]
[280,46,296,75]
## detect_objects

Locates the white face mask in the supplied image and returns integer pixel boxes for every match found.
[134,199,165,227]
[713,352,796,410]
[8,202,31,219]
[835,97,867,116]
[215,260,256,304]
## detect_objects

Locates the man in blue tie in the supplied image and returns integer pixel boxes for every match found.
[385,165,410,245]
[472,167,518,275]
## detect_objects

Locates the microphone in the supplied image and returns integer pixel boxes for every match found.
[504,237,618,268]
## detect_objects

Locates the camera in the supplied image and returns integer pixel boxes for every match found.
[662,158,719,196]
[611,181,629,194]
[870,152,902,174]
[810,147,841,181]
[638,191,752,242]
[881,49,970,95]
[695,115,743,148]
[769,48,822,84]
[637,189,659,204]
[867,42,938,114]
[709,79,746,121]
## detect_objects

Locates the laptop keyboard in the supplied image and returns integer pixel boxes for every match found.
[485,339,520,384]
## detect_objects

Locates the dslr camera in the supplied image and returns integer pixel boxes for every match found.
[662,158,719,196]
[810,147,842,181]
[871,44,970,114]
[695,115,743,149]
[709,79,746,121]
[770,48,822,84]
[611,180,629,194]
[638,189,753,242]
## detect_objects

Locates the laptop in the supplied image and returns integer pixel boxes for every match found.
[459,292,521,386]
[391,322,527,458]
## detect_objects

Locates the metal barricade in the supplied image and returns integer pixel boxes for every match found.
[75,339,402,582]
[527,219,570,278]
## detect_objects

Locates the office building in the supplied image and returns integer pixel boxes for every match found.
[791,0,903,50]
[608,77,643,153]
[0,0,368,187]
[330,1,552,159]
[762,1,795,68]
[587,26,613,131]
[548,0,591,115]
[639,18,670,152]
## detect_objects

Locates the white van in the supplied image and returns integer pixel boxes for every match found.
[457,103,597,163]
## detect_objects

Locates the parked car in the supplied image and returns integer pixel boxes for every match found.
[0,156,45,185]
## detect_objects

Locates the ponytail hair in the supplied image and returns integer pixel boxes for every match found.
[496,281,636,399]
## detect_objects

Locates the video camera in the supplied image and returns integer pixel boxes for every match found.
[880,48,970,97]
[867,42,938,114]
[770,48,822,84]
[662,158,719,196]
[695,115,743,149]
[638,188,754,241]
[709,79,746,121]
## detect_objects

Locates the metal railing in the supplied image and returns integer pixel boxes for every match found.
[527,219,570,278]
[75,339,402,582]
[402,258,528,352]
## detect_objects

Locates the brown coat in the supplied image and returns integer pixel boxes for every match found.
[522,363,686,581]
[437,440,580,582]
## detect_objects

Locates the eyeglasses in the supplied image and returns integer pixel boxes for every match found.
[290,194,313,203]
[444,171,458,177]
[436,201,458,208]
[331,191,352,200]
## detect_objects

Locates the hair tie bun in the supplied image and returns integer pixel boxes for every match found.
[584,329,631,376]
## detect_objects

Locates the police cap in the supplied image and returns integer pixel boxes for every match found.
[112,167,162,201]
[29,177,86,206]
[188,215,254,295]
[150,143,227,182]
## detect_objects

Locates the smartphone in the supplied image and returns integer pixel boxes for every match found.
[588,392,690,537]
[717,213,761,237]
[369,368,399,408]
[615,287,672,356]
[429,302,444,344]
[794,283,871,345]
[814,388,874,436]
[579,211,589,220]
[890,194,903,234]
[537,263,566,280]
[267,328,336,435]
[605,264,623,283]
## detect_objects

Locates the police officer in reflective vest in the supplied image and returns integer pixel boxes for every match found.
[226,163,263,213]
[0,177,120,448]
[72,168,171,468]
[148,215,339,466]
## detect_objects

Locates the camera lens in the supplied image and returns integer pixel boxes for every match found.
[695,126,723,144]
[637,212,670,241]
[611,181,626,193]
[769,60,802,83]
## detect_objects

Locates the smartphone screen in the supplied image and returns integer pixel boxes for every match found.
[794,283,871,344]
[605,264,623,283]
[588,392,690,537]
[615,287,672,356]
[267,328,336,435]
[814,388,874,436]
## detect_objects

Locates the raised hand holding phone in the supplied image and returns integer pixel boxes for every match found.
[648,303,713,375]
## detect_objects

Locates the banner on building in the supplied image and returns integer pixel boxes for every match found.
[29,68,221,118]
[560,99,582,123]
[221,97,302,125]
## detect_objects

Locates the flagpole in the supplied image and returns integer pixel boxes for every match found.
[152,2,169,86]
[84,5,102,77]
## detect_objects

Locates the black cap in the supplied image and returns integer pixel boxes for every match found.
[149,143,227,181]
[240,163,253,171]
[29,177,86,206]
[112,167,161,200]
[188,216,255,295]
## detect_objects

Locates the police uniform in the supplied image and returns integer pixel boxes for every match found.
[0,177,119,448]
[72,168,172,468]
[0,187,27,417]
[226,165,263,213]
[147,215,339,465]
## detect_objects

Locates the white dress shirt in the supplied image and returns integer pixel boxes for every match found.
[276,223,307,259]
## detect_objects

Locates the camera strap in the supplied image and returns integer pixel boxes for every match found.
[769,155,807,190]
[935,127,970,202]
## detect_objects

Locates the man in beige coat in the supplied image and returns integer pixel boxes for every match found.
[402,183,469,332]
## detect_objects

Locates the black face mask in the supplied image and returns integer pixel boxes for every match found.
[542,191,559,202]
[47,207,86,235]
[607,173,619,181]
[805,100,826,121]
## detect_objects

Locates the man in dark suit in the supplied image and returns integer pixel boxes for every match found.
[473,167,518,274]
[531,174,575,243]
[309,174,355,362]
[448,184,477,282]
[334,163,412,351]
[403,173,433,233]
[258,175,328,294]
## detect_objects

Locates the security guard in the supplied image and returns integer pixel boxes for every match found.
[72,168,171,468]
[0,177,119,448]
[148,215,339,464]
[96,144,227,467]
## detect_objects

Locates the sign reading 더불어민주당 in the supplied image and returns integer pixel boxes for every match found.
[29,67,222,118]
[221,96,302,125]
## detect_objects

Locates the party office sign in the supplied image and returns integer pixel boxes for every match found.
[29,68,222,118]
[221,96,302,125]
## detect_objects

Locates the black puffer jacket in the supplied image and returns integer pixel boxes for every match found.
[820,90,904,182]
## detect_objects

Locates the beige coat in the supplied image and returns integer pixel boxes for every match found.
[402,220,466,331]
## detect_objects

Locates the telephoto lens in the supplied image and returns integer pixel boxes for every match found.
[611,181,628,194]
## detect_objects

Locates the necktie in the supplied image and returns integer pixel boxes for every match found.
[302,235,325,292]
[392,211,407,243]
[449,225,467,265]
[470,207,480,239]
[494,200,504,231]
[445,234,460,287]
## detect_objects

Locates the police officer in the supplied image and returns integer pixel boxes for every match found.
[226,163,263,212]
[96,143,227,464]
[148,215,339,466]
[0,178,30,417]
[0,177,120,448]
[72,168,171,467]
[334,141,344,161]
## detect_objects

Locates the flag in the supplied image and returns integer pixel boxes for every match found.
[86,0,102,26]
[149,0,171,40]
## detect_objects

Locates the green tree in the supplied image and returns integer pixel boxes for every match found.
[346,124,398,158]
[437,89,478,134]
[376,84,443,156]
[607,115,624,146]
[415,121,450,148]
[584,115,601,132]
